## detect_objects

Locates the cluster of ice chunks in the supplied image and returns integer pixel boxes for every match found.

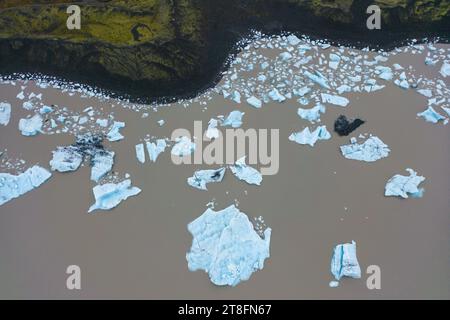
[0,165,52,206]
[288,125,331,147]
[340,136,390,162]
[88,179,141,213]
[186,205,271,286]
[384,168,425,199]
[0,102,11,126]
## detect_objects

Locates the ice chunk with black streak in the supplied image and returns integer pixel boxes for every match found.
[230,157,262,185]
[91,150,115,182]
[330,241,361,281]
[340,136,390,162]
[289,126,331,147]
[88,179,141,213]
[187,168,226,190]
[246,96,262,109]
[49,146,83,172]
[186,205,271,286]
[384,168,425,199]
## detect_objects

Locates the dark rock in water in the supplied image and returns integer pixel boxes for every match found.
[334,115,365,136]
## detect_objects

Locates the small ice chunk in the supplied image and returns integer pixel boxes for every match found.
[417,89,433,98]
[288,126,331,147]
[230,157,262,186]
[268,88,286,102]
[304,70,330,89]
[394,79,409,90]
[91,150,115,182]
[171,136,196,156]
[187,167,226,190]
[329,281,339,288]
[441,106,450,117]
[206,118,220,139]
[146,139,167,162]
[222,110,244,128]
[18,114,43,136]
[0,102,11,126]
[88,179,141,213]
[39,105,53,114]
[22,100,34,110]
[330,241,361,281]
[321,93,349,107]
[297,104,326,122]
[49,146,83,172]
[0,165,52,206]
[186,205,271,286]
[96,118,108,127]
[417,106,445,123]
[230,91,241,104]
[157,119,165,127]
[246,96,262,109]
[340,136,390,162]
[279,52,293,61]
[107,121,125,142]
[385,168,425,199]
[135,143,146,164]
[16,91,25,100]
[440,61,450,77]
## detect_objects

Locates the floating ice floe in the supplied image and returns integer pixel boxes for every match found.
[304,70,330,89]
[107,121,125,142]
[384,168,425,199]
[334,115,365,136]
[0,102,11,126]
[246,96,262,109]
[230,91,241,104]
[187,168,226,190]
[49,146,83,172]
[0,165,52,206]
[230,157,262,186]
[268,88,286,102]
[18,114,43,136]
[288,125,331,147]
[146,139,167,162]
[440,61,450,78]
[297,104,325,122]
[88,179,141,213]
[417,89,433,98]
[340,136,390,162]
[330,241,361,282]
[417,106,446,123]
[91,151,115,182]
[171,136,196,157]
[186,205,271,286]
[222,110,244,128]
[321,93,349,107]
[135,143,146,164]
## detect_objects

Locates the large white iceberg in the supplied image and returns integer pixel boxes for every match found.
[0,165,52,206]
[186,205,271,286]
[297,104,325,122]
[107,121,125,142]
[0,102,11,126]
[288,125,331,147]
[222,110,244,128]
[18,114,43,136]
[340,136,390,162]
[330,241,361,281]
[384,168,425,199]
[230,157,262,185]
[146,139,167,162]
[49,146,83,172]
[187,168,226,190]
[171,136,196,156]
[91,150,115,182]
[417,106,445,124]
[88,179,141,213]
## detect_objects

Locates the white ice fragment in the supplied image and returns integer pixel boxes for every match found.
[88,179,141,213]
[330,241,361,281]
[441,106,450,117]
[146,139,167,162]
[107,121,125,142]
[340,136,390,162]
[329,281,339,288]
[0,165,52,206]
[394,79,409,90]
[16,91,25,100]
[0,102,11,126]
[49,146,83,172]
[417,89,433,98]
[186,205,271,286]
[230,91,241,104]
[206,118,220,139]
[297,103,325,122]
[171,136,196,156]
[268,88,286,102]
[222,110,244,128]
[293,86,310,97]
[246,96,262,109]
[230,157,262,186]
[135,143,146,164]
[187,167,226,190]
[96,118,108,127]
[288,125,331,147]
[18,114,43,136]
[279,52,292,61]
[157,119,165,127]
[417,106,445,123]
[304,70,330,89]
[321,93,349,107]
[39,105,53,114]
[384,168,425,199]
[91,150,114,182]
[287,34,301,45]
[22,100,34,110]
[440,61,450,77]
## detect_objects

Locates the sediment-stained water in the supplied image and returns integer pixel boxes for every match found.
[0,35,449,299]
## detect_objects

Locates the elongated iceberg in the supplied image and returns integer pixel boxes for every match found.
[330,241,361,281]
[384,168,425,199]
[187,167,226,190]
[18,114,43,136]
[49,146,83,172]
[0,102,11,126]
[288,125,331,147]
[340,136,390,162]
[186,205,271,286]
[230,157,262,185]
[88,179,141,213]
[0,165,52,206]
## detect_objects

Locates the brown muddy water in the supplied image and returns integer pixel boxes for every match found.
[0,44,449,299]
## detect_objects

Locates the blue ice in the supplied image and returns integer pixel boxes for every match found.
[49,146,83,172]
[288,125,331,147]
[340,136,390,162]
[88,179,141,213]
[230,157,262,186]
[417,106,445,123]
[222,110,244,128]
[187,167,226,191]
[107,121,125,142]
[91,150,115,182]
[297,104,326,122]
[171,136,196,157]
[0,102,11,126]
[330,241,361,281]
[385,168,425,199]
[146,139,167,162]
[18,114,43,136]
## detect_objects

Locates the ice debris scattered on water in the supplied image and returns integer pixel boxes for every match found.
[0,102,11,126]
[171,136,196,157]
[417,106,446,124]
[0,165,52,206]
[384,168,425,199]
[340,136,390,162]
[230,157,262,186]
[107,121,125,142]
[222,110,244,128]
[18,114,43,136]
[330,241,361,282]
[88,179,141,213]
[334,115,365,136]
[186,204,271,286]
[146,139,167,162]
[187,168,226,191]
[297,104,325,122]
[289,125,331,147]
